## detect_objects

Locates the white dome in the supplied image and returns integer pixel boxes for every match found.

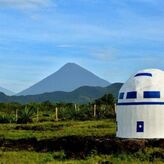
[118,69,164,103]
[116,69,164,138]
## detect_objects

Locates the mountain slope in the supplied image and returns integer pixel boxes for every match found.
[106,83,123,98]
[0,83,123,104]
[17,63,110,96]
[0,87,15,96]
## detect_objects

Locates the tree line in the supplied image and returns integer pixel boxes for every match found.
[0,93,116,124]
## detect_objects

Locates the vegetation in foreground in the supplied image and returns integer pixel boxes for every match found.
[0,93,116,124]
[0,119,163,164]
[0,149,163,164]
[0,94,163,163]
[0,120,115,139]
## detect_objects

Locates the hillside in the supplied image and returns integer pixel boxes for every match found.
[0,87,15,96]
[0,83,123,104]
[17,63,110,96]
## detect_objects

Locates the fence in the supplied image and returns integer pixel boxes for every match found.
[0,103,116,123]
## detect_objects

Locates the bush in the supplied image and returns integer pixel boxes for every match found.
[52,151,66,160]
[0,114,15,123]
[17,106,35,124]
[75,107,93,121]
[133,147,164,162]
[59,107,76,120]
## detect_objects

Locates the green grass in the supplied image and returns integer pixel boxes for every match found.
[0,120,115,140]
[0,150,163,164]
[0,120,163,163]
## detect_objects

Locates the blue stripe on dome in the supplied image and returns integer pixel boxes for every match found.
[135,73,152,77]
[117,102,164,106]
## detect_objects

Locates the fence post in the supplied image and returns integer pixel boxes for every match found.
[75,104,79,111]
[93,104,96,118]
[37,107,39,122]
[55,107,58,121]
[15,109,18,122]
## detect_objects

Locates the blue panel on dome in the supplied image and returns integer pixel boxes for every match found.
[144,91,160,98]
[117,101,164,105]
[119,92,124,99]
[126,91,137,99]
[137,121,144,132]
[135,73,152,77]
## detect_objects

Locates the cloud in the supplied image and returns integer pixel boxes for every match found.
[91,48,116,61]
[0,0,53,10]
[56,44,74,48]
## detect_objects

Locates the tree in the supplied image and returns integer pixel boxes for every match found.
[95,93,116,118]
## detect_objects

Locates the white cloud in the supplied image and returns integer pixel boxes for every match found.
[56,44,74,48]
[0,0,53,9]
[91,48,116,61]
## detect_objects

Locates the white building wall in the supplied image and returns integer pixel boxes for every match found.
[116,105,164,138]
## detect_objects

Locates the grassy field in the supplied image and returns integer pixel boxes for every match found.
[0,150,163,164]
[0,120,163,163]
[0,120,115,139]
[0,150,141,164]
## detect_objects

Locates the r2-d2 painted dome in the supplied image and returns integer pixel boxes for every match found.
[116,69,164,138]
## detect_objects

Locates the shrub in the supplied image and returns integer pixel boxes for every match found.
[0,114,15,123]
[52,151,66,160]
[58,107,76,120]
[75,107,93,120]
[17,106,35,124]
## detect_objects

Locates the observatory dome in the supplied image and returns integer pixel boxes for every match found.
[116,69,164,138]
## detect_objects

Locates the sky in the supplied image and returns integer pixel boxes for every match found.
[0,0,164,93]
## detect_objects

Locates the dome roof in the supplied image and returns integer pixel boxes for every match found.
[118,69,164,102]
